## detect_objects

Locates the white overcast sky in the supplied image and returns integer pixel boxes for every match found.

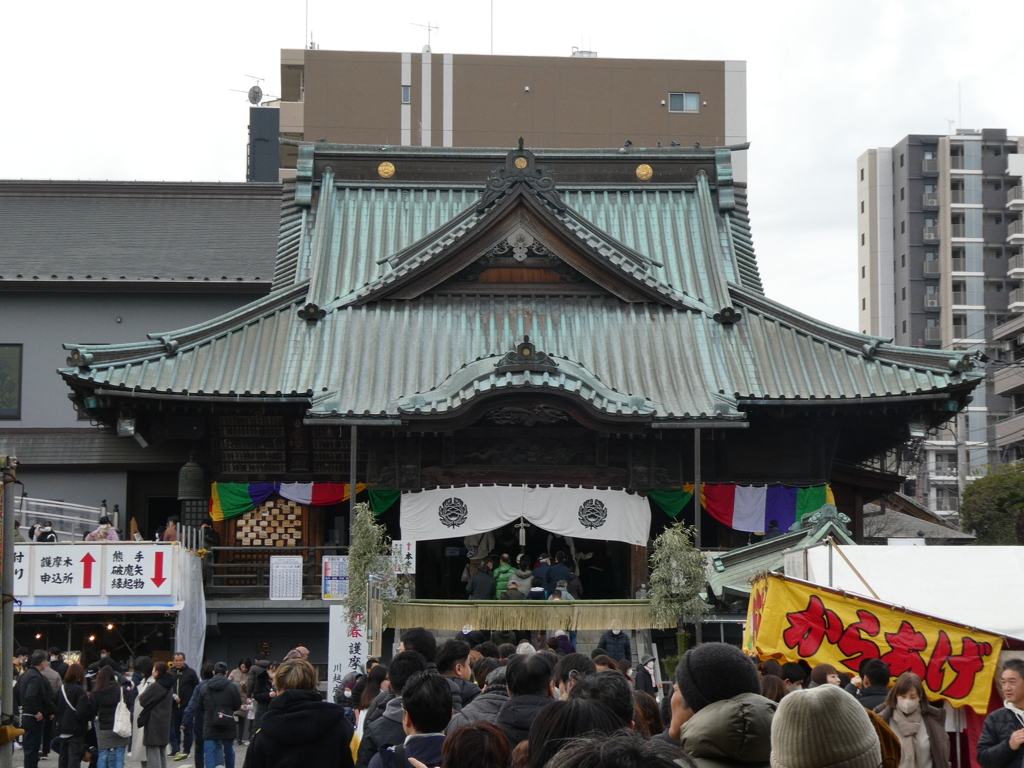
[4,0,1022,332]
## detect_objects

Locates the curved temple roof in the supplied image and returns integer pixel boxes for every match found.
[60,143,981,426]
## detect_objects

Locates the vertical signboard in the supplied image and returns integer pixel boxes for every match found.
[269,555,303,600]
[322,555,348,600]
[103,544,175,594]
[327,605,367,703]
[392,540,417,574]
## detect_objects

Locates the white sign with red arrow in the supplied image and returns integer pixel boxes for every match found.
[104,544,175,595]
[29,545,103,596]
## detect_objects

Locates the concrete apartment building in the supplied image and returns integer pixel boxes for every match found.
[259,48,747,179]
[857,128,1024,517]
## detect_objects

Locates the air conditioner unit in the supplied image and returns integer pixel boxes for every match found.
[925,298,940,307]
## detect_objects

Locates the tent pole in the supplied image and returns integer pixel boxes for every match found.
[349,426,358,545]
[1,456,15,768]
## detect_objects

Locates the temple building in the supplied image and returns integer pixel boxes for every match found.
[59,141,981,655]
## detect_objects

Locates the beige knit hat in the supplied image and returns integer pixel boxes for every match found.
[770,685,881,768]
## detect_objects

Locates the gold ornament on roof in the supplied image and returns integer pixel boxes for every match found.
[635,164,654,181]
[514,157,529,170]
[378,161,396,179]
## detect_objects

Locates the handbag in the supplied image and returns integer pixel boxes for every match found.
[113,687,132,738]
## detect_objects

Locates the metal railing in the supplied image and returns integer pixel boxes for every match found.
[204,545,349,597]
[951,224,965,237]
[1009,254,1024,273]
[950,156,965,170]
[952,291,968,305]
[1009,219,1024,238]
[1011,287,1024,306]
[923,226,940,241]
[922,158,939,173]
[950,190,965,204]
[14,497,105,542]
[924,327,942,342]
[1008,186,1023,205]
[923,260,941,275]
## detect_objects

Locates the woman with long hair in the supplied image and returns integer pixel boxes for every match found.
[82,665,130,768]
[230,658,252,745]
[357,663,388,713]
[876,672,949,768]
[136,661,174,768]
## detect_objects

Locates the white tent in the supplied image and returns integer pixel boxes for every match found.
[788,545,1024,640]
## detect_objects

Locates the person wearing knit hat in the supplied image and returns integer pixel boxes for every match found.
[771,684,881,768]
[664,643,776,768]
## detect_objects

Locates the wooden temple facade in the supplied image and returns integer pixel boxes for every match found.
[59,141,982,609]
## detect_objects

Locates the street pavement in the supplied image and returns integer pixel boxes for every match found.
[7,739,252,767]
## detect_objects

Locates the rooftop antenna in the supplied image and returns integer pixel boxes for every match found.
[958,81,962,131]
[944,118,955,135]
[230,75,273,106]
[411,21,438,51]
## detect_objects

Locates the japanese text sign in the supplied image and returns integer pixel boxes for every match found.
[744,574,1002,713]
[29,545,103,595]
[392,540,416,575]
[322,556,349,600]
[327,605,368,703]
[104,545,174,595]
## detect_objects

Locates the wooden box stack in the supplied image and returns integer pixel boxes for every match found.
[235,499,305,547]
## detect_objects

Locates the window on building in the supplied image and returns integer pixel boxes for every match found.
[900,187,905,201]
[925,184,936,193]
[861,266,865,278]
[0,344,21,419]
[861,201,864,214]
[861,233,865,246]
[401,85,411,104]
[668,93,700,112]
[902,287,906,300]
[924,150,935,160]
[902,320,907,333]
[901,221,905,234]
[860,168,865,181]
[900,153,905,167]
[862,298,866,311]
[901,253,906,268]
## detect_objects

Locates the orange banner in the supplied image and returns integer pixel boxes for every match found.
[744,574,1002,713]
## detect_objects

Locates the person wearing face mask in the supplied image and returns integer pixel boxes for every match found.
[876,672,947,768]
[635,655,658,697]
[597,625,631,663]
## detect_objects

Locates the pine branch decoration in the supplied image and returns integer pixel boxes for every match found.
[648,522,712,628]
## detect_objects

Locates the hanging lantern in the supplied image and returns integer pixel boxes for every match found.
[177,457,206,500]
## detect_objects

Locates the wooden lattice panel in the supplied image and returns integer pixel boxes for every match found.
[234,499,306,547]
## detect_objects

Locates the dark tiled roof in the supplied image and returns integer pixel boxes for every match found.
[0,181,281,286]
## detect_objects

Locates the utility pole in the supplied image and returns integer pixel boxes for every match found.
[1,455,16,768]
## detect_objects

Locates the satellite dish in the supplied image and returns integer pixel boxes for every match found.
[248,85,263,105]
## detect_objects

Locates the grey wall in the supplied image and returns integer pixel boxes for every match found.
[0,291,259,428]
[14,468,127,525]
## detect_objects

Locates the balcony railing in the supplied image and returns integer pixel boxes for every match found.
[923,295,941,310]
[924,327,942,342]
[204,546,347,597]
[951,156,965,170]
[1008,254,1024,273]
[922,158,939,173]
[923,193,940,207]
[1008,186,1023,206]
[951,224,965,237]
[923,226,940,241]
[923,260,941,275]
[1010,287,1024,306]
[952,291,968,305]
[950,190,965,204]
[1009,219,1024,238]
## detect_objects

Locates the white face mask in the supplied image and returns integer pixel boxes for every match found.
[612,629,620,635]
[100,653,108,659]
[646,661,655,671]
[897,698,919,715]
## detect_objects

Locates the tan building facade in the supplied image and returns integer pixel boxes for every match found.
[278,49,746,178]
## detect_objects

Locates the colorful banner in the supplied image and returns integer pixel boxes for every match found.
[648,484,833,534]
[400,485,651,546]
[745,574,1002,713]
[209,482,367,521]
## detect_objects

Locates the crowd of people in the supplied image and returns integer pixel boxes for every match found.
[466,552,583,603]
[12,631,1024,768]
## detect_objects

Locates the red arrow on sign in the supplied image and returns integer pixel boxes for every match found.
[81,553,96,589]
[151,551,167,587]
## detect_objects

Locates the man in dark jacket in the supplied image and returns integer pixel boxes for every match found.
[445,666,509,733]
[364,628,438,727]
[369,672,451,768]
[246,655,272,732]
[979,659,1024,768]
[494,652,554,746]
[182,663,215,768]
[466,561,494,600]
[597,626,631,663]
[200,663,243,768]
[436,639,481,710]
[16,650,56,768]
[847,659,890,711]
[356,651,428,768]
[543,552,571,595]
[499,578,526,601]
[168,651,201,760]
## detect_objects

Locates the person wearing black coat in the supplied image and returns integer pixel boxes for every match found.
[168,653,201,759]
[243,659,354,768]
[465,564,495,600]
[137,662,175,768]
[543,553,572,596]
[597,628,631,663]
[200,664,243,768]
[846,659,891,711]
[979,660,1024,768]
[79,667,131,766]
[55,663,89,768]
[635,655,658,697]
[15,651,57,768]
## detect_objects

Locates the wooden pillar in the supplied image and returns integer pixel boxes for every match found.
[852,487,864,544]
[630,545,648,597]
[348,425,358,545]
